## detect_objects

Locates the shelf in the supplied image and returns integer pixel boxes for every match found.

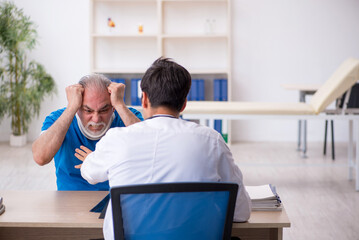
[93,69,147,74]
[162,0,227,2]
[96,0,155,2]
[162,34,227,39]
[187,69,229,74]
[162,1,228,35]
[92,0,157,35]
[92,34,158,38]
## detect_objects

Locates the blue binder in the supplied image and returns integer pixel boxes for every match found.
[192,79,199,101]
[214,120,222,134]
[111,78,125,84]
[111,78,126,101]
[220,79,228,101]
[213,78,228,136]
[187,88,192,101]
[131,78,141,106]
[187,79,194,100]
[213,79,221,101]
[198,79,205,101]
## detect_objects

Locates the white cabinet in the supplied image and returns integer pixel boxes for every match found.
[90,0,232,142]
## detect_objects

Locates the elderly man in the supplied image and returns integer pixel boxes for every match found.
[32,74,143,190]
[78,58,251,239]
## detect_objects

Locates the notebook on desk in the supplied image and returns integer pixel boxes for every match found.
[245,184,282,211]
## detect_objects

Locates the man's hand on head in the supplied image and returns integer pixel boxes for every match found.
[74,145,93,169]
[108,82,126,108]
[66,84,84,113]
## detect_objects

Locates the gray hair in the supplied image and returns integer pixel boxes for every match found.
[78,74,111,92]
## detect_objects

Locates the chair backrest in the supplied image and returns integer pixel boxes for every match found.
[310,58,359,114]
[336,83,359,108]
[110,182,238,240]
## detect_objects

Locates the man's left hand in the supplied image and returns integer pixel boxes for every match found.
[74,145,92,169]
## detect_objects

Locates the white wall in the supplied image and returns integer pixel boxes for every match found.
[0,0,90,142]
[1,0,359,143]
[232,0,359,142]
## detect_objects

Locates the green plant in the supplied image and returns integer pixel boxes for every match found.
[0,1,55,136]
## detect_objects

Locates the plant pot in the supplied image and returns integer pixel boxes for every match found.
[10,134,27,147]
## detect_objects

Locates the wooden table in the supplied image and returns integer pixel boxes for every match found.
[232,210,290,240]
[0,191,290,240]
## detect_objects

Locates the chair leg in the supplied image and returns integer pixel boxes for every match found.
[302,120,308,158]
[324,120,328,155]
[331,120,335,160]
[297,120,302,151]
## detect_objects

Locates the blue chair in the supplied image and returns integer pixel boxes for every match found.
[110,182,238,240]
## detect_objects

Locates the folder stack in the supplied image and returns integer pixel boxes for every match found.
[245,184,282,211]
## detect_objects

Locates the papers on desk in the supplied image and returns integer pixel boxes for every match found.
[245,184,282,211]
[0,196,5,215]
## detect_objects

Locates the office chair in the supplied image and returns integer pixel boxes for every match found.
[110,182,238,240]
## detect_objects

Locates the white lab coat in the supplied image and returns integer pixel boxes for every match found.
[81,115,251,240]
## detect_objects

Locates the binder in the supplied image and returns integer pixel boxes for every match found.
[213,78,228,141]
[213,79,223,134]
[187,84,192,100]
[220,79,228,101]
[213,79,221,101]
[111,78,125,84]
[198,79,205,101]
[110,78,126,101]
[131,78,142,106]
[187,79,195,100]
[214,120,222,134]
[192,79,199,101]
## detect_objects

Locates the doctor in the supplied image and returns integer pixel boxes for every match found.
[77,57,251,239]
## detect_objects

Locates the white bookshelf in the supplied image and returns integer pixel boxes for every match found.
[90,0,232,142]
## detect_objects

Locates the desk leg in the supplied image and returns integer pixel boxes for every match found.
[297,92,306,152]
[348,120,354,181]
[270,228,283,240]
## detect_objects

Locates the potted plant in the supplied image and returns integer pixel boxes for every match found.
[0,1,56,147]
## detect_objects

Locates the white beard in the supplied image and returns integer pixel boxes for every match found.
[76,113,115,140]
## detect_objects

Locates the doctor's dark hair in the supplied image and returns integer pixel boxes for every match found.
[140,57,191,112]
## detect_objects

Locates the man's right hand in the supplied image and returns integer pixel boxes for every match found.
[66,84,84,112]
[33,84,84,166]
